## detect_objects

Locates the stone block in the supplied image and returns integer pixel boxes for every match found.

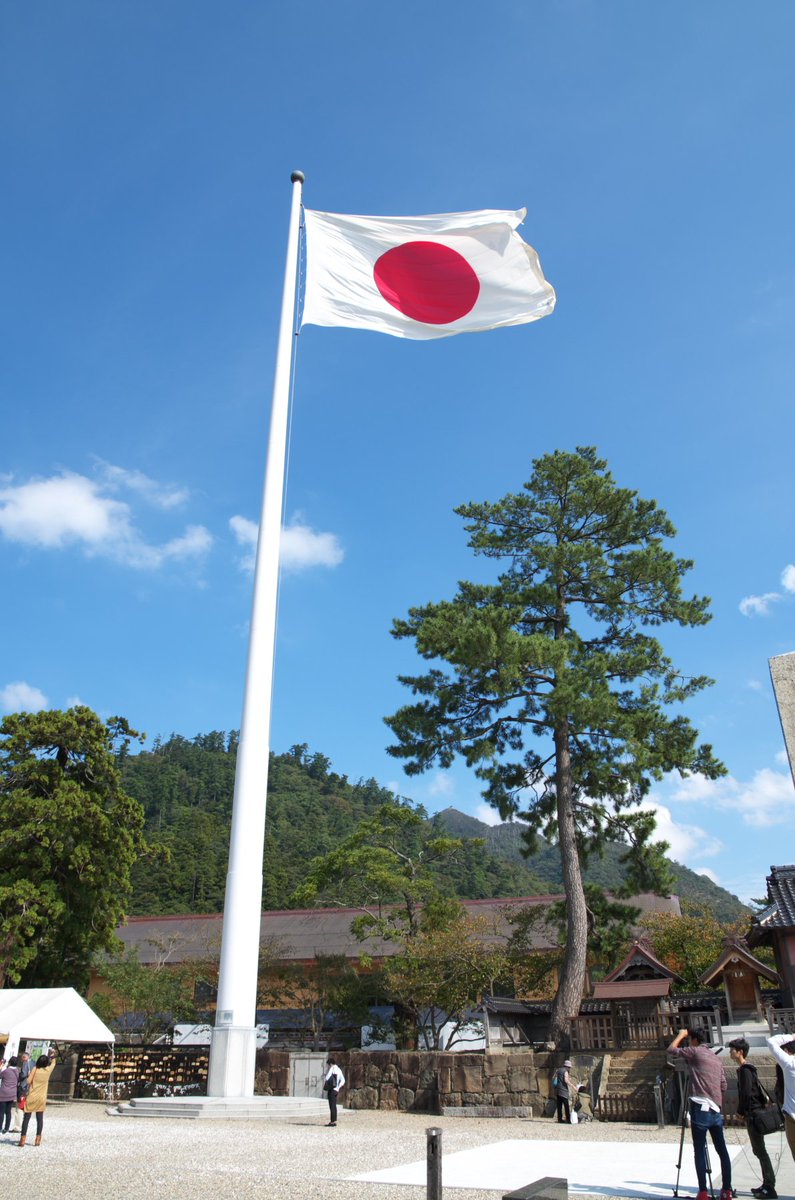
[507,1069,533,1092]
[398,1088,415,1111]
[502,1177,567,1200]
[486,1076,507,1094]
[383,1064,399,1083]
[380,1084,399,1110]
[484,1053,509,1076]
[366,1064,383,1086]
[349,1086,378,1110]
[451,1062,484,1094]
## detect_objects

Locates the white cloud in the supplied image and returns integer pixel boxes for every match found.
[229,515,258,572]
[428,772,454,797]
[639,799,724,862]
[66,695,84,709]
[281,522,344,571]
[739,592,780,617]
[0,681,48,713]
[0,470,211,570]
[96,462,189,509]
[229,515,344,573]
[473,802,504,827]
[695,867,720,885]
[747,679,764,692]
[775,749,790,767]
[668,767,795,828]
[782,564,795,593]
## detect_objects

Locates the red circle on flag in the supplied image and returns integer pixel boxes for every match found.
[373,241,480,324]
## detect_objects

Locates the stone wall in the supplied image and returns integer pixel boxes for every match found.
[253,1048,556,1113]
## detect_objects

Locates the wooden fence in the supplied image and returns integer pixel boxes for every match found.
[571,1007,723,1051]
[767,1006,795,1035]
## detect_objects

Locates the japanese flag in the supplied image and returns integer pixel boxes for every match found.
[301,208,556,340]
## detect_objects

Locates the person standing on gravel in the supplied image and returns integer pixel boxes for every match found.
[18,1049,58,1147]
[728,1037,777,1198]
[323,1057,345,1127]
[12,1051,31,1133]
[553,1059,573,1124]
[669,1028,732,1200]
[0,1056,20,1134]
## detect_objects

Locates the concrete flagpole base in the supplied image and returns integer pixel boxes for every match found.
[108,1096,333,1119]
[206,1025,258,1097]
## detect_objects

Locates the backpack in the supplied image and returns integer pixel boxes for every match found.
[552,1072,559,1089]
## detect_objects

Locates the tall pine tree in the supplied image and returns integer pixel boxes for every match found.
[385,447,724,1045]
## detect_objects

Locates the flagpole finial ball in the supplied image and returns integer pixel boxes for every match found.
[291,170,305,184]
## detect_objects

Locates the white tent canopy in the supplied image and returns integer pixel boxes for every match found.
[0,988,114,1057]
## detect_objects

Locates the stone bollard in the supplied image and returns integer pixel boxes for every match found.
[427,1126,442,1200]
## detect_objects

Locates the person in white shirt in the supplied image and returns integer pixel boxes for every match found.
[323,1057,345,1127]
[765,1033,795,1164]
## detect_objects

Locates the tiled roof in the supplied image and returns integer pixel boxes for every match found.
[768,865,795,926]
[592,979,672,1000]
[603,939,685,985]
[749,865,795,940]
[113,891,680,965]
[699,937,780,987]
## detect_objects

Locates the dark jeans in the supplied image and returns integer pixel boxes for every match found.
[747,1114,776,1189]
[690,1101,732,1191]
[0,1100,12,1133]
[556,1095,570,1123]
[327,1088,338,1124]
[20,1111,44,1138]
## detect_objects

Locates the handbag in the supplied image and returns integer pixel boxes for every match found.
[752,1079,784,1136]
[752,1104,784,1136]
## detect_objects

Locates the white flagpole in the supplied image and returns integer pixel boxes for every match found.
[207,170,304,1097]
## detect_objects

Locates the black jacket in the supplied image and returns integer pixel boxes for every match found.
[736,1062,765,1117]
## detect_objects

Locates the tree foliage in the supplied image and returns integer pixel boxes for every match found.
[119,732,743,921]
[89,944,198,1044]
[638,907,761,991]
[382,911,509,1050]
[260,953,373,1050]
[0,707,147,988]
[385,448,725,1043]
[291,800,466,942]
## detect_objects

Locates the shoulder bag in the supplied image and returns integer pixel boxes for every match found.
[751,1077,785,1136]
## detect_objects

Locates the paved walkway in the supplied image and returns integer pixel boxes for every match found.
[0,1103,792,1200]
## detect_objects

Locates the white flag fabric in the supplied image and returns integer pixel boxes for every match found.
[301,208,555,340]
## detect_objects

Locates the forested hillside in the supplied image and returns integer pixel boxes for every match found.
[123,735,544,913]
[122,733,748,921]
[434,808,749,922]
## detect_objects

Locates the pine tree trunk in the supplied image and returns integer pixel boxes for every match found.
[549,716,589,1047]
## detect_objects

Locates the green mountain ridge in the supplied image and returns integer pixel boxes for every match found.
[121,734,748,924]
[433,806,749,923]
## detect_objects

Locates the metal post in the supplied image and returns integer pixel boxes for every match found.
[653,1078,665,1129]
[427,1126,442,1200]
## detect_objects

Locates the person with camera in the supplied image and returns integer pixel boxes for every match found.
[765,1032,795,1165]
[728,1037,777,1198]
[669,1027,733,1200]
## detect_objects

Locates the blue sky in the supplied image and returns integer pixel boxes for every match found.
[3,1,794,906]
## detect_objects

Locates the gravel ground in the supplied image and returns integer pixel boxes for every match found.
[1,1102,791,1200]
